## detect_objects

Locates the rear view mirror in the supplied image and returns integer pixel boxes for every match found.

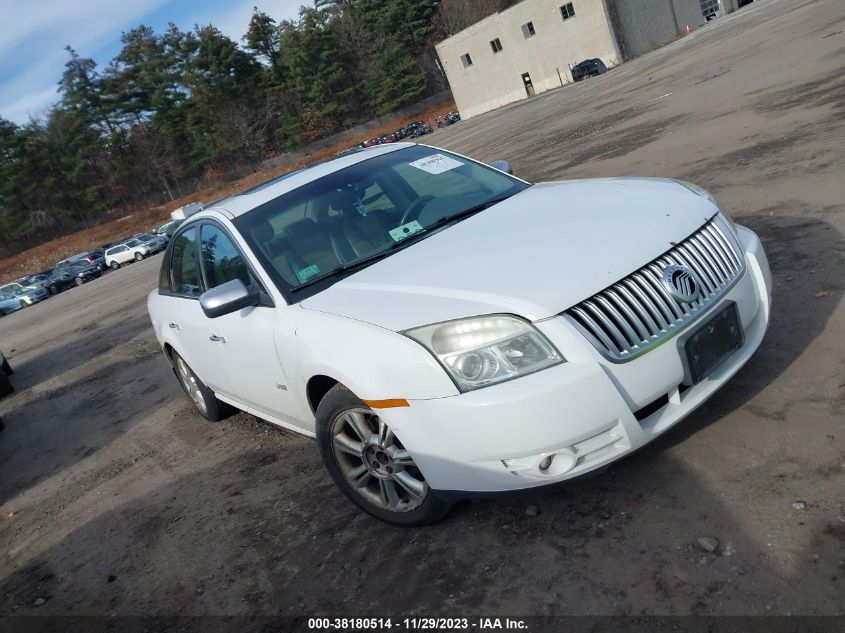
[199,279,258,318]
[489,160,513,175]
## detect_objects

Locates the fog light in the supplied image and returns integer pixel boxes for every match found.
[539,455,553,471]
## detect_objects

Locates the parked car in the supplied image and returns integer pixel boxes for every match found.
[0,283,48,313]
[163,220,183,238]
[0,282,29,296]
[134,233,168,253]
[80,251,106,269]
[147,142,771,526]
[0,290,40,315]
[153,220,182,238]
[571,58,608,81]
[17,273,52,291]
[104,239,152,270]
[48,259,104,294]
[404,122,432,138]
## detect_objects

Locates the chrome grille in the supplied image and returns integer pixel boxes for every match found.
[563,218,745,361]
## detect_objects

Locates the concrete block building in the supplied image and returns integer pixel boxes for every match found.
[435,0,710,119]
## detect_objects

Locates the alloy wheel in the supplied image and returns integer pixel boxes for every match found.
[330,408,427,513]
[175,356,208,416]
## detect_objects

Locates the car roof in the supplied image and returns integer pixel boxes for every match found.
[207,142,415,219]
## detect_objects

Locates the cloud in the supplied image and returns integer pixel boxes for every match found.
[0,0,172,123]
[1,84,59,125]
[0,0,305,124]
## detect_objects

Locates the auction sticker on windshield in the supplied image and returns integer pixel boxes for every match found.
[297,264,320,282]
[409,153,463,174]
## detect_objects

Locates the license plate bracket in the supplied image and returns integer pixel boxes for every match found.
[679,301,744,385]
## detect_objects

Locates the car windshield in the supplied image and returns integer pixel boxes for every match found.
[234,146,528,294]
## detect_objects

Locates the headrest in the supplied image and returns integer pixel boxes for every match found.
[251,218,275,243]
[285,218,320,240]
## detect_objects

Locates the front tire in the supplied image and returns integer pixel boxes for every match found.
[75,277,84,286]
[315,385,451,526]
[49,285,58,295]
[19,300,27,309]
[135,252,144,261]
[171,352,233,422]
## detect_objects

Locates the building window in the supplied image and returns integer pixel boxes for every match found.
[490,38,503,54]
[521,22,536,38]
[560,3,575,20]
[460,53,473,68]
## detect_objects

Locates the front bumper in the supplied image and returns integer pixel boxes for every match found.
[22,291,48,305]
[78,271,102,282]
[381,225,772,493]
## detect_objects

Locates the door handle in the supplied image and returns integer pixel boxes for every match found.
[209,334,226,343]
[168,322,180,330]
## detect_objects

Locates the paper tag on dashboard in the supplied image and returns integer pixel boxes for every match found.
[389,221,424,242]
[409,154,463,174]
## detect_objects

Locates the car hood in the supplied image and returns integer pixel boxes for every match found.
[300,178,718,332]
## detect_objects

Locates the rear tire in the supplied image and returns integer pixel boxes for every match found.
[171,351,233,422]
[110,261,120,270]
[49,285,58,295]
[315,384,451,526]
[19,300,27,309]
[135,252,144,261]
[75,277,84,286]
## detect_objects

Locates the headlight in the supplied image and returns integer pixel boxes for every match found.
[404,315,563,392]
[675,180,738,235]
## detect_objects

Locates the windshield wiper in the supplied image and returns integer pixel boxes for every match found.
[418,195,513,235]
[291,194,514,291]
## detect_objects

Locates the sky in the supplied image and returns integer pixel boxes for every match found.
[0,0,304,124]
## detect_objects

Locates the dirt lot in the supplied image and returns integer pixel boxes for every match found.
[1,0,843,619]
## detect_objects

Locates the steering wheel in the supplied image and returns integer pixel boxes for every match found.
[399,195,435,226]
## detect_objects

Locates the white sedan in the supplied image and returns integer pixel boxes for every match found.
[147,143,771,525]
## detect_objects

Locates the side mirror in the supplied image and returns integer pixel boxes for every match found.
[199,279,258,318]
[489,160,513,175]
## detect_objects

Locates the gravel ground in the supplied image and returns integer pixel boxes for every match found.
[1,0,843,618]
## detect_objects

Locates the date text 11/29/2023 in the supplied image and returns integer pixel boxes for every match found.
[307,617,528,630]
